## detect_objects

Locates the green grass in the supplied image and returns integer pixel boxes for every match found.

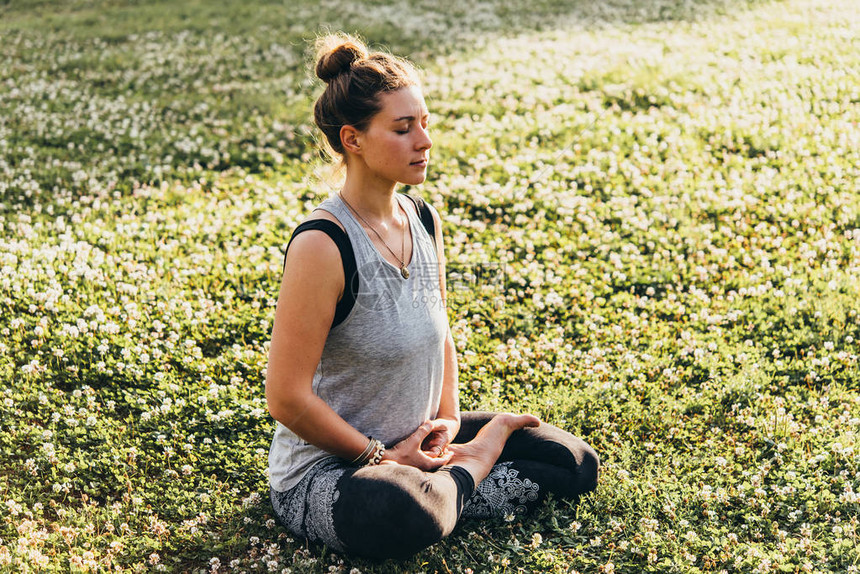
[1,0,859,572]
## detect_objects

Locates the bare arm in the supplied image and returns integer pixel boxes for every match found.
[265,228,371,460]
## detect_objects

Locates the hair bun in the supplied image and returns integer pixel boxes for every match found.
[315,34,369,83]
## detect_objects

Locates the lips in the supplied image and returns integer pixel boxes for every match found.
[411,159,428,167]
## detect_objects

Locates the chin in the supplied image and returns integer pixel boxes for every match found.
[401,172,428,186]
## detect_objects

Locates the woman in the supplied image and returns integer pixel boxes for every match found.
[266,33,599,560]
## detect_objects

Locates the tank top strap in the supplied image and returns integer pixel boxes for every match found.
[317,195,380,267]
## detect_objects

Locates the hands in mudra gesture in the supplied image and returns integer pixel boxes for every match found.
[383,418,456,471]
[383,415,542,476]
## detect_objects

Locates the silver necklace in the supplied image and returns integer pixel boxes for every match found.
[339,193,410,279]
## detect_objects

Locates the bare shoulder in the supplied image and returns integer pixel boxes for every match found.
[282,207,346,295]
[285,205,346,266]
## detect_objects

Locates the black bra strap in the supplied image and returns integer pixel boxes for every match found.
[404,193,437,248]
[284,220,359,329]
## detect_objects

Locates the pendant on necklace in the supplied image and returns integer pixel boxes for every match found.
[400,266,410,279]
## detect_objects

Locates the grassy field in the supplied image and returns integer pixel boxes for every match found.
[1,0,859,572]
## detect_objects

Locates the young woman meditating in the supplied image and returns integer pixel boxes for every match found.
[265,33,599,559]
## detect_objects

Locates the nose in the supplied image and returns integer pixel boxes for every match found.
[416,125,432,151]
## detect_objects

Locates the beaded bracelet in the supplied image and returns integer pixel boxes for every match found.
[366,439,385,466]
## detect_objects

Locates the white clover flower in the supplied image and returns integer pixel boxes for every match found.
[242,492,261,508]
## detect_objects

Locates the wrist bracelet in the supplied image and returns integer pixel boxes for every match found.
[366,439,385,466]
[350,437,376,465]
[351,437,385,466]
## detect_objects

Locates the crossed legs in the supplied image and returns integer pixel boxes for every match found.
[271,412,599,559]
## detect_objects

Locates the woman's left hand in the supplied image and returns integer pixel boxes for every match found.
[420,417,459,458]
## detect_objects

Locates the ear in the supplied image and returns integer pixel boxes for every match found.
[340,125,362,155]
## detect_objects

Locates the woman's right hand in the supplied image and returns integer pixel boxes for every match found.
[383,420,454,471]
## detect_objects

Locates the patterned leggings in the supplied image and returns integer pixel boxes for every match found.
[270,412,599,560]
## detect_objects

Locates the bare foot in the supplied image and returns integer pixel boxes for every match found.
[447,413,540,485]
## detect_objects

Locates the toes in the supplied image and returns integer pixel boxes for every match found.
[521,414,541,428]
[499,413,541,430]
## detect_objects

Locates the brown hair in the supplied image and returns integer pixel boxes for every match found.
[313,33,421,161]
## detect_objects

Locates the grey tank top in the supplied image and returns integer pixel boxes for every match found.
[269,193,448,491]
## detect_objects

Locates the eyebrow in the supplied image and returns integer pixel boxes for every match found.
[392,114,429,122]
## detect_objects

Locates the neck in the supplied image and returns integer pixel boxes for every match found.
[339,164,399,220]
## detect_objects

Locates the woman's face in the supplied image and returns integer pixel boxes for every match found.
[355,85,432,186]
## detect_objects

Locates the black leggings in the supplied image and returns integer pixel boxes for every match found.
[270,412,599,560]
